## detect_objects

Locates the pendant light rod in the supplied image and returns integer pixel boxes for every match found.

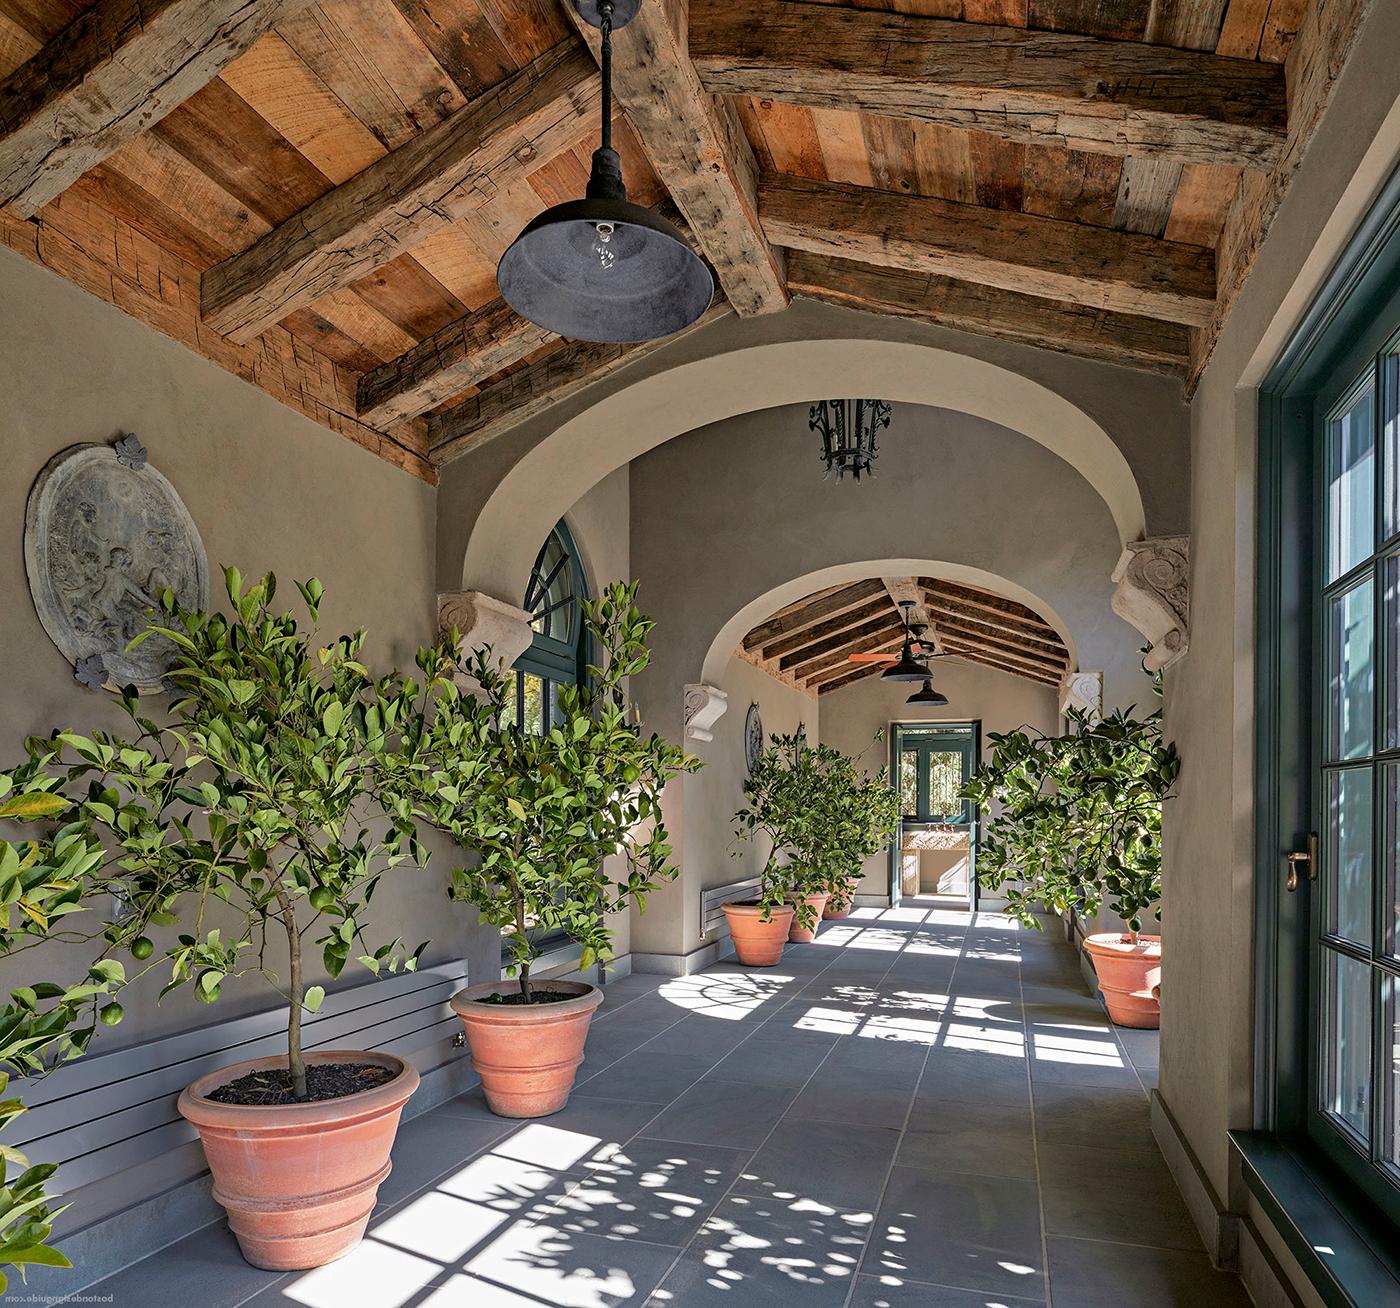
[599,0,613,153]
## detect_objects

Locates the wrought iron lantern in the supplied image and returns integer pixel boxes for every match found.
[496,0,713,343]
[809,399,892,481]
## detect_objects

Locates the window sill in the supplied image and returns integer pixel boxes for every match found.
[1230,1131,1400,1307]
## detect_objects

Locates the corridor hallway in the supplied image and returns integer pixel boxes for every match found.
[88,904,1248,1308]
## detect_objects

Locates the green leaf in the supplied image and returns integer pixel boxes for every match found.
[0,793,66,820]
[323,702,345,737]
[304,985,325,1014]
[505,798,527,822]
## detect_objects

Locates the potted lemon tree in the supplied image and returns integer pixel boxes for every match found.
[962,690,1179,1027]
[0,570,427,1274]
[390,582,696,1118]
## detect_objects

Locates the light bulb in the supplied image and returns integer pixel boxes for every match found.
[592,221,616,269]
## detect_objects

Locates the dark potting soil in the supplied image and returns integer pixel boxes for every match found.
[477,989,578,1006]
[207,1062,394,1106]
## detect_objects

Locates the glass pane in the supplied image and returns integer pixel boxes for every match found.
[1386,556,1400,751]
[1326,766,1374,947]
[1327,379,1376,582]
[1323,949,1373,1143]
[526,531,576,642]
[501,672,519,730]
[899,750,918,813]
[521,674,546,735]
[1387,978,1400,1170]
[1385,350,1400,540]
[1328,576,1374,761]
[926,750,963,818]
[1386,762,1400,961]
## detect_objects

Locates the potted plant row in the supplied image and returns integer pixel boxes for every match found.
[962,680,1180,1027]
[726,734,900,967]
[0,571,693,1290]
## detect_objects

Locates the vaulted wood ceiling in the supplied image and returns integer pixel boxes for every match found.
[0,0,1371,483]
[739,575,1070,695]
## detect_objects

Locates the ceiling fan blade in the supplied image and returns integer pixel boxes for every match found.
[847,653,899,664]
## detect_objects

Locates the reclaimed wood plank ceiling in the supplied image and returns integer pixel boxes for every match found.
[0,0,1367,482]
[739,575,1070,693]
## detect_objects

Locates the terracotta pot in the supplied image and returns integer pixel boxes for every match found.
[786,891,831,942]
[1084,932,1162,1028]
[178,1049,418,1271]
[823,887,856,920]
[450,979,602,1118]
[722,901,795,966]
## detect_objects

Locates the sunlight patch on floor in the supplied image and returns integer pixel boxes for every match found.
[658,973,791,1019]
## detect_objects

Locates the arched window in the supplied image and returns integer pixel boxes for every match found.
[503,520,589,734]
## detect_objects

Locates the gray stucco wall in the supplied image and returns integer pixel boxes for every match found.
[1159,3,1400,1297]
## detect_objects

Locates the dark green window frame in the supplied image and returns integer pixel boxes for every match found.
[1246,159,1400,1301]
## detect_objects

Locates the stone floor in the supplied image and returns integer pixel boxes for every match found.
[82,903,1250,1308]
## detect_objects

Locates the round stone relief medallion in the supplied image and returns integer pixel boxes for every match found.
[744,702,764,774]
[25,437,208,692]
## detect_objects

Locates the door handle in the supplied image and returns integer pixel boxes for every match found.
[1284,833,1318,892]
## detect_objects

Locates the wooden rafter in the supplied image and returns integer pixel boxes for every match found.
[942,635,1064,677]
[428,298,731,464]
[758,596,894,660]
[201,40,599,344]
[0,0,315,217]
[741,578,887,651]
[786,251,1190,376]
[800,631,905,686]
[1189,0,1377,390]
[780,612,902,673]
[689,0,1287,170]
[357,296,555,426]
[817,663,890,696]
[922,596,1066,652]
[763,175,1216,326]
[936,619,1067,669]
[563,0,788,319]
[946,645,1061,687]
[920,577,1052,625]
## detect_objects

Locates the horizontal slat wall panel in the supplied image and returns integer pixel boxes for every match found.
[15,961,468,1191]
[701,877,763,934]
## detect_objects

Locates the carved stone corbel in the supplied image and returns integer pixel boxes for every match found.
[1110,536,1190,672]
[1059,670,1104,721]
[437,591,533,692]
[683,683,729,742]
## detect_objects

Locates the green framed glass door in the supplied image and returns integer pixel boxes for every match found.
[890,722,980,905]
[1256,200,1400,1227]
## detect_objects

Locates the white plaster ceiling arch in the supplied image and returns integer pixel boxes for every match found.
[700,559,1080,688]
[460,338,1148,601]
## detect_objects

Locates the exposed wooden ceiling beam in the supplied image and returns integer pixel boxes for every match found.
[922,597,1064,652]
[787,251,1190,377]
[357,296,555,427]
[429,298,731,464]
[881,576,941,653]
[935,617,1067,668]
[945,646,1061,688]
[201,41,598,344]
[760,596,894,661]
[942,636,1064,679]
[564,0,787,319]
[763,175,1215,327]
[742,578,888,651]
[1188,0,1376,392]
[920,578,1057,629]
[786,622,905,681]
[689,0,1287,170]
[780,612,901,673]
[0,0,314,217]
[805,633,905,687]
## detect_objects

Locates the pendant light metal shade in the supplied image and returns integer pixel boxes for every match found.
[880,642,934,682]
[906,679,948,706]
[496,0,713,344]
[497,152,713,343]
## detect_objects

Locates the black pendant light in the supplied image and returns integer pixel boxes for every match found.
[496,0,713,343]
[906,679,949,706]
[810,399,892,481]
[881,604,934,683]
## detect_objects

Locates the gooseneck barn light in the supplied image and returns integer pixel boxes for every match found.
[496,0,713,343]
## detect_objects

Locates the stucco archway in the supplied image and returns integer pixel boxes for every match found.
[700,560,1080,688]
[459,339,1148,602]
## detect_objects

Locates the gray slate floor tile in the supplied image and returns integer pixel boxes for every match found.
[733,1118,901,1212]
[848,1272,1045,1307]
[644,1078,797,1149]
[1046,1236,1251,1307]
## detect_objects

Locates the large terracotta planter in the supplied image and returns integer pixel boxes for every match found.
[450,979,602,1118]
[1084,932,1162,1028]
[722,901,795,966]
[823,886,856,920]
[786,891,831,943]
[178,1049,418,1271]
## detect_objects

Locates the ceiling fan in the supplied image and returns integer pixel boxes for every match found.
[846,601,939,668]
